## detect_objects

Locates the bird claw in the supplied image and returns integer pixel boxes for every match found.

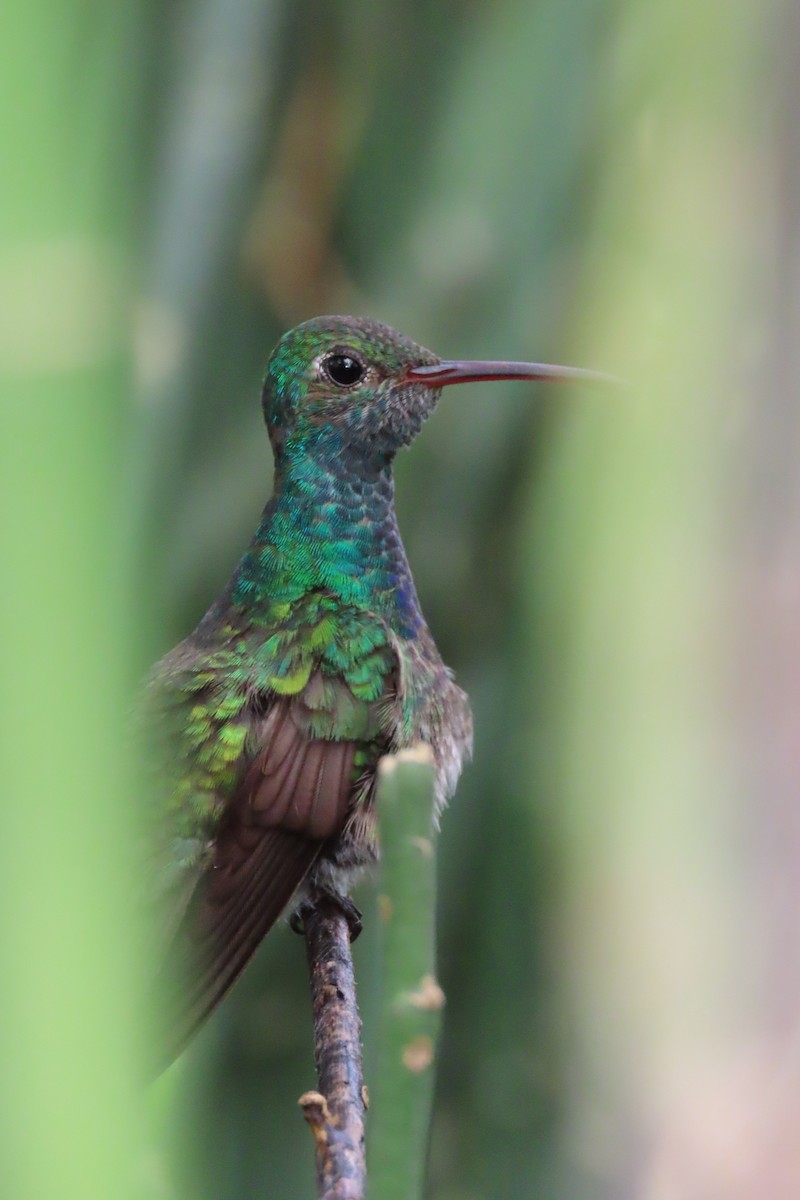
[329,893,363,941]
[290,891,363,942]
[289,903,312,936]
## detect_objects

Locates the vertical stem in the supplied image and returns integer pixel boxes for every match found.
[370,747,442,1200]
[0,3,146,1198]
[301,900,367,1200]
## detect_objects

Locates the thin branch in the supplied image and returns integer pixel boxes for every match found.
[369,746,443,1200]
[300,899,367,1200]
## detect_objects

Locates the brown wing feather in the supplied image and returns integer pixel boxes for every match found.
[155,829,320,1069]
[152,702,357,1073]
[244,707,356,837]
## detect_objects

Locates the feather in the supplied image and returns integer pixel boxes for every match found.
[153,829,319,1071]
[245,711,355,838]
[151,702,358,1073]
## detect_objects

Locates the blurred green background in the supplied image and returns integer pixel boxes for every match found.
[3,1,798,1197]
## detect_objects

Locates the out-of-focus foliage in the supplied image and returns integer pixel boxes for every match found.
[0,4,148,1199]
[137,5,616,1195]
[3,0,797,1197]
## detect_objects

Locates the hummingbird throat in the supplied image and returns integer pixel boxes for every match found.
[231,435,423,636]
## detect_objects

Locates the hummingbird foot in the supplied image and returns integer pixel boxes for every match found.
[290,890,364,942]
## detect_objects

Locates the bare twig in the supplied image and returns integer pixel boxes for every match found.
[300,899,367,1200]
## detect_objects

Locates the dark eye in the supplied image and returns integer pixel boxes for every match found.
[323,353,364,387]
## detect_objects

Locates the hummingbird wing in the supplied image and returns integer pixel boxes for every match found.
[154,700,358,1069]
[147,593,397,1070]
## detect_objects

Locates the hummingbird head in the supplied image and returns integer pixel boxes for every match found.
[262,314,616,466]
[262,315,442,463]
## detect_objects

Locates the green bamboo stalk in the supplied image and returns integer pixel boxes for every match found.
[0,4,146,1198]
[369,746,444,1200]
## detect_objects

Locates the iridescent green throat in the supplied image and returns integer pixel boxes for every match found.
[229,429,423,637]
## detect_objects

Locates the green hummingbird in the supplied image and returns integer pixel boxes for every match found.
[145,315,604,1066]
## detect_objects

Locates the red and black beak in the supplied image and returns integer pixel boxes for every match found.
[407,360,618,387]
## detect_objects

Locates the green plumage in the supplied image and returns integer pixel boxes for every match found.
[143,316,473,1066]
[138,313,604,1068]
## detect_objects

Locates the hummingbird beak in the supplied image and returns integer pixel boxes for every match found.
[406,360,618,387]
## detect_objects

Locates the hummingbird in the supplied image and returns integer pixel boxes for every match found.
[145,315,604,1066]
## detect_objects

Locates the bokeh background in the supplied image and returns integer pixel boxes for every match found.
[3,1,799,1197]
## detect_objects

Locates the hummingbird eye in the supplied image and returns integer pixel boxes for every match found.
[322,353,364,388]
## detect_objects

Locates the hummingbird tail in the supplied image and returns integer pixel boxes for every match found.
[151,829,320,1074]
